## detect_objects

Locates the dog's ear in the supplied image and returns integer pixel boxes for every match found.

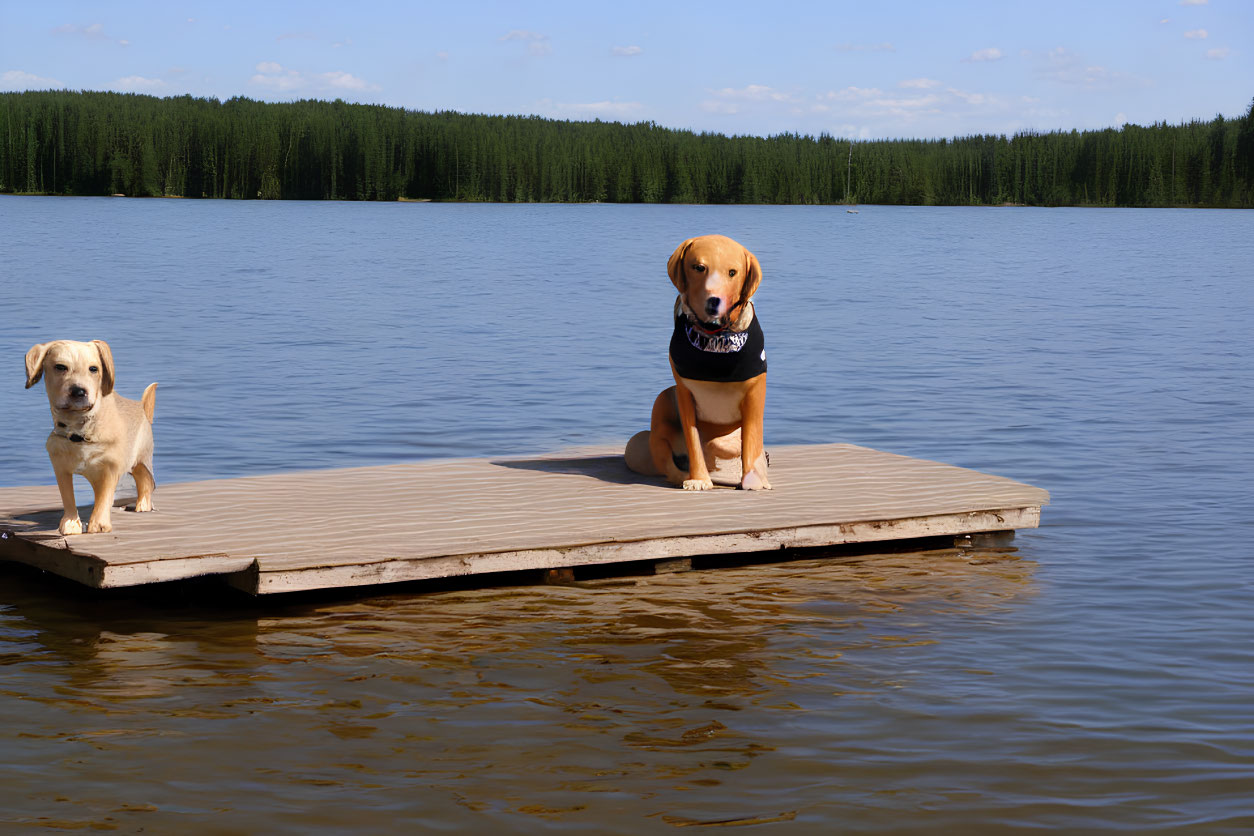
[739,247,763,302]
[667,238,696,293]
[92,340,115,396]
[25,343,49,389]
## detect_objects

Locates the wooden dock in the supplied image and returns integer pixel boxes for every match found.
[0,443,1048,595]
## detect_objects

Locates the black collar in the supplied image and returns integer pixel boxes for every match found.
[54,422,88,443]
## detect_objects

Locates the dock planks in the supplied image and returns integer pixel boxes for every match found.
[0,443,1049,595]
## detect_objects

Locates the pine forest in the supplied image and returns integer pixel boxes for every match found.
[2,90,1252,207]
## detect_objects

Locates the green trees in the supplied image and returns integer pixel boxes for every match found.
[1,90,1251,206]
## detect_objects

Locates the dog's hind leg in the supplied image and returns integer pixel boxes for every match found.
[645,387,691,485]
[132,462,155,513]
[625,430,659,475]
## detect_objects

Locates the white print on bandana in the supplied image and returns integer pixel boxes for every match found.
[684,321,749,354]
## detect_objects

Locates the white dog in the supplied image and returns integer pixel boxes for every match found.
[25,340,157,535]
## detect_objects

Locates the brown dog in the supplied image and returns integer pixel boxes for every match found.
[625,234,770,490]
[25,340,157,535]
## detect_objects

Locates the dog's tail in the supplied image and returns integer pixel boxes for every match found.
[141,383,158,423]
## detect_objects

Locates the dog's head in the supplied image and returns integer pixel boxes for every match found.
[667,234,762,329]
[25,340,115,412]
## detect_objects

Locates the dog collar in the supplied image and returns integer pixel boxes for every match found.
[53,422,88,443]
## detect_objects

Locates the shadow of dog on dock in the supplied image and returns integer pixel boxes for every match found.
[493,455,659,486]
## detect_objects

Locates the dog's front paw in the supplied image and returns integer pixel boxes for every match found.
[133,496,153,513]
[86,519,112,534]
[682,478,715,491]
[59,517,83,536]
[740,470,772,491]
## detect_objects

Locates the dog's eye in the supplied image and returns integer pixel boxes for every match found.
[728,269,737,277]
[54,364,69,372]
[691,263,706,273]
[89,366,99,374]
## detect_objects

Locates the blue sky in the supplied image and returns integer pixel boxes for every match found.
[2,1,1250,139]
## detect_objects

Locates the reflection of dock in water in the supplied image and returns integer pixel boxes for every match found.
[0,443,1048,596]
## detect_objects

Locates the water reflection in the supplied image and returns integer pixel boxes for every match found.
[1,547,1037,830]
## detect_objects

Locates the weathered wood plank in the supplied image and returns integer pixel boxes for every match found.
[0,444,1049,595]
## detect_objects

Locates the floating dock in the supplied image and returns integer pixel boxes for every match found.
[0,443,1048,595]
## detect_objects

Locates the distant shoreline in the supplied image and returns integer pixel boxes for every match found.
[4,90,1253,209]
[2,191,1247,210]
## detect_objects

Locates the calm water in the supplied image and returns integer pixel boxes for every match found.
[1,197,1252,832]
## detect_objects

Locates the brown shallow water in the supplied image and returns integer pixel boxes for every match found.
[2,546,1048,833]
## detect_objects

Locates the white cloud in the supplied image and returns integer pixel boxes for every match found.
[819,86,884,102]
[835,42,894,52]
[966,47,1004,62]
[899,78,941,89]
[500,30,552,56]
[1033,47,1145,89]
[114,75,167,91]
[1179,0,1207,5]
[870,94,942,110]
[538,98,644,119]
[251,62,380,94]
[52,22,126,46]
[612,45,642,57]
[702,85,799,115]
[1206,47,1231,59]
[711,84,797,103]
[320,70,373,91]
[1184,29,1208,39]
[1,69,65,89]
[947,87,987,106]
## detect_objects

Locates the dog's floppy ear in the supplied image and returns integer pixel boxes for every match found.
[25,343,49,389]
[92,340,115,396]
[739,246,763,303]
[667,238,696,293]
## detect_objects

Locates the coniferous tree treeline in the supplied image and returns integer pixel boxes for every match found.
[2,90,1252,207]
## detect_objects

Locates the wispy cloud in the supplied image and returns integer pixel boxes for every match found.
[1,69,65,89]
[611,45,642,57]
[899,78,942,89]
[538,98,644,119]
[500,30,552,56]
[1179,0,1207,5]
[835,42,895,53]
[812,84,1002,125]
[114,75,167,92]
[818,86,884,102]
[702,84,800,114]
[52,22,128,46]
[1033,47,1145,89]
[250,62,380,94]
[1184,29,1208,39]
[1206,47,1231,59]
[965,47,1004,62]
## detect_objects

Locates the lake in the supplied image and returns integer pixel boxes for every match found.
[1,196,1252,832]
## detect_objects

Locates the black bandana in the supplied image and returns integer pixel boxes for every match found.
[669,311,767,382]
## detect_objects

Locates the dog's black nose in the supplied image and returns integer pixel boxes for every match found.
[69,385,87,398]
[705,297,722,317]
